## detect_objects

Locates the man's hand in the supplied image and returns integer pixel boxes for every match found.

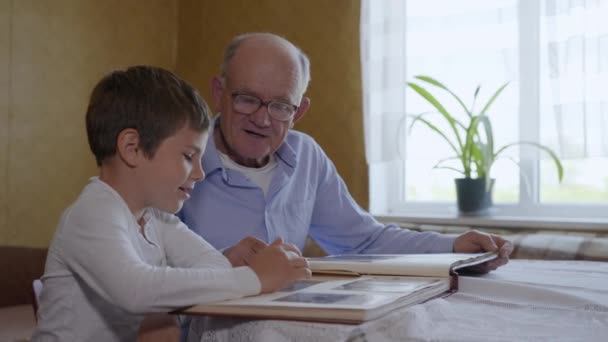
[223,236,268,267]
[453,230,514,273]
[248,238,311,293]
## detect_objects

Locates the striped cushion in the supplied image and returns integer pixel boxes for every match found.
[410,224,608,261]
[510,233,608,261]
[302,224,608,261]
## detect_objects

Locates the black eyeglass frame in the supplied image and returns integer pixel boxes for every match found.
[230,93,299,121]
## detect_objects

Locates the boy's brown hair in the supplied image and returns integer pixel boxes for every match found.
[86,65,211,166]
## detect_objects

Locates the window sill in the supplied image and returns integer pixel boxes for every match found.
[375,212,608,233]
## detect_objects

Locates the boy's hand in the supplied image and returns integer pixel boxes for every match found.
[248,238,312,293]
[223,236,268,267]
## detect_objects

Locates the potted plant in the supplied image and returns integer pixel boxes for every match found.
[407,75,563,214]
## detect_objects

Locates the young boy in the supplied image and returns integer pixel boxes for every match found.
[32,66,310,341]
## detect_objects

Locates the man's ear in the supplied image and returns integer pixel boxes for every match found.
[210,76,225,114]
[116,128,141,167]
[292,97,310,125]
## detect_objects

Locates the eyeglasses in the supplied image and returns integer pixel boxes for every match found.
[231,93,298,121]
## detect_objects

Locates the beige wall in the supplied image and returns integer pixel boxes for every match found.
[0,0,178,247]
[1,0,367,247]
[1,0,9,247]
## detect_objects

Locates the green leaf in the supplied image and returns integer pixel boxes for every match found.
[478,115,494,174]
[462,115,493,178]
[432,156,463,174]
[470,85,481,114]
[408,112,466,132]
[408,81,465,152]
[463,116,480,172]
[469,141,484,178]
[415,75,473,118]
[432,165,466,176]
[494,141,564,183]
[480,82,509,115]
[409,114,460,155]
[432,156,461,166]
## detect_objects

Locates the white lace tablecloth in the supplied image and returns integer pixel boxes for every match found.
[187,260,608,342]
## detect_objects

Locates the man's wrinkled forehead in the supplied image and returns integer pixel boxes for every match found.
[224,43,304,101]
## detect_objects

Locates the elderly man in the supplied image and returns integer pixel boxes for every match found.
[179,32,512,272]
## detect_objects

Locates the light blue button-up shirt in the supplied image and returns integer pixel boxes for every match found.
[179,121,455,255]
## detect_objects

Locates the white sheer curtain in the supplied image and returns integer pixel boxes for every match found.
[360,0,407,165]
[540,0,608,158]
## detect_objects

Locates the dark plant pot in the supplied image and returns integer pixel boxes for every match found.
[455,178,494,214]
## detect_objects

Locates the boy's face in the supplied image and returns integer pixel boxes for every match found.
[138,125,208,214]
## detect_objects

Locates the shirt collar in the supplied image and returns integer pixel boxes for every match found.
[275,133,297,168]
[202,115,298,173]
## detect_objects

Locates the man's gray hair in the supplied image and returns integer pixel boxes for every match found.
[220,33,311,94]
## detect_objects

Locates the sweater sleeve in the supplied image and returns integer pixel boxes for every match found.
[56,202,260,314]
[155,210,238,269]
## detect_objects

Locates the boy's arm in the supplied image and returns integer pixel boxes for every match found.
[157,212,311,294]
[57,205,260,313]
[157,212,232,269]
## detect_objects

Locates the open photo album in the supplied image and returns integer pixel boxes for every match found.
[181,252,497,324]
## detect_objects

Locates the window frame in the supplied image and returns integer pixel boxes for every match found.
[367,0,608,226]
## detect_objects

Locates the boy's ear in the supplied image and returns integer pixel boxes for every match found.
[116,128,142,167]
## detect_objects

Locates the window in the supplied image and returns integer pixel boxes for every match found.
[361,0,608,220]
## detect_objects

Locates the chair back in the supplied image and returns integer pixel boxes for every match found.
[31,279,43,320]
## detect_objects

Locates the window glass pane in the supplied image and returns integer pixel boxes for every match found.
[540,157,608,202]
[404,0,520,203]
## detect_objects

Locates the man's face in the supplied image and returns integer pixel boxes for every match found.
[139,126,208,213]
[212,42,309,168]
